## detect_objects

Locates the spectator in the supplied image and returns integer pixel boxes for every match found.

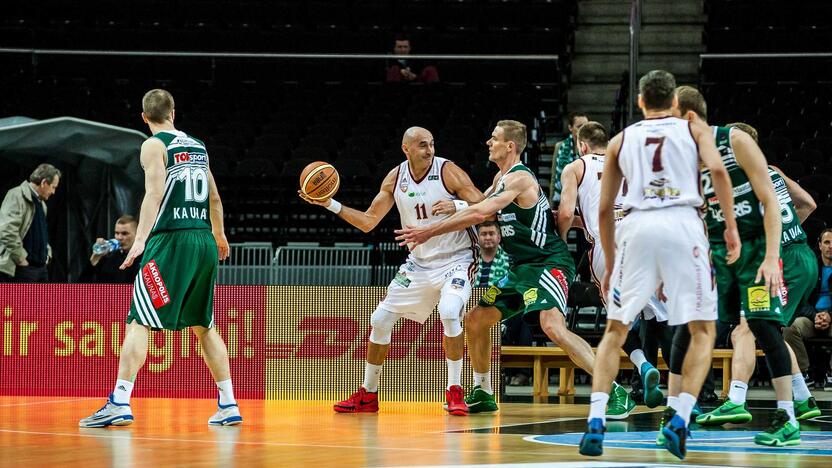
[0,163,61,282]
[783,228,832,384]
[385,36,440,83]
[474,221,510,288]
[549,112,589,203]
[84,215,142,284]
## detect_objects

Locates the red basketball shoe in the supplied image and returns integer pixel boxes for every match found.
[333,387,379,413]
[445,385,468,416]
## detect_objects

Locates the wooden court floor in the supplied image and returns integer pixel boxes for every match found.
[1,396,831,467]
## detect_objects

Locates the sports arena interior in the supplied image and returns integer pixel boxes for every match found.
[1,1,832,467]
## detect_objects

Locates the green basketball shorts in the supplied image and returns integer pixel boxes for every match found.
[479,262,575,323]
[127,229,218,331]
[780,242,819,325]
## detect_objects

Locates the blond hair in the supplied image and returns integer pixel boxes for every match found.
[142,89,175,124]
[725,122,759,143]
[675,85,707,120]
[496,119,527,155]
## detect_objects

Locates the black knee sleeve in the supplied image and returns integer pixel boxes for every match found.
[622,326,642,355]
[669,325,691,375]
[747,319,791,379]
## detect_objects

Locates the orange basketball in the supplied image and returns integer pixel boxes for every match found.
[300,161,340,201]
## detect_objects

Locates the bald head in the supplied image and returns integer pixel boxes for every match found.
[402,126,432,145]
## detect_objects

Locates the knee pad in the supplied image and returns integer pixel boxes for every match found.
[669,325,691,375]
[439,294,465,338]
[369,306,398,345]
[747,319,791,378]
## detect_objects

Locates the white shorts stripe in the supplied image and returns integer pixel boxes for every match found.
[137,272,164,328]
[541,271,566,306]
[131,277,151,326]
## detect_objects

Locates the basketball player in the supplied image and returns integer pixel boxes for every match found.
[558,121,666,410]
[577,71,741,459]
[80,89,241,427]
[299,126,484,415]
[395,120,628,417]
[660,86,797,450]
[696,121,821,427]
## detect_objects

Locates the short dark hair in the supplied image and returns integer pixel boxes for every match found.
[639,70,676,110]
[675,85,708,121]
[142,89,175,124]
[577,121,608,150]
[568,112,589,127]
[478,221,499,231]
[725,122,758,143]
[394,34,410,43]
[820,228,832,243]
[29,163,61,185]
[116,215,138,227]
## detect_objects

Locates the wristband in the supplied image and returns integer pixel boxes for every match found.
[326,199,343,214]
[453,200,469,211]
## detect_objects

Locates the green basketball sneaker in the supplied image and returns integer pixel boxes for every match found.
[695,399,752,425]
[465,386,498,413]
[795,397,821,420]
[655,407,676,446]
[754,409,801,447]
[606,383,636,420]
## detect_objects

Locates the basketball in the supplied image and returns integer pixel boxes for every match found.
[300,161,340,201]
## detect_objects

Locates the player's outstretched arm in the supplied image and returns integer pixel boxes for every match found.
[771,165,816,222]
[207,169,229,261]
[557,160,582,241]
[694,120,740,264]
[732,129,782,296]
[121,138,167,269]
[299,167,397,233]
[430,162,486,216]
[598,133,623,296]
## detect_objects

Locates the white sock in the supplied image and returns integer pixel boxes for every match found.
[728,380,749,405]
[216,379,236,406]
[474,371,493,394]
[446,358,463,390]
[112,379,134,404]
[678,392,697,425]
[667,395,680,411]
[792,373,812,401]
[362,362,382,392]
[588,392,609,424]
[630,349,648,374]
[778,400,798,426]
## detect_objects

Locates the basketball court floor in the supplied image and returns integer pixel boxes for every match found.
[2,396,831,467]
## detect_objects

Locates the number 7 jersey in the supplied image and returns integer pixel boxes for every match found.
[149,130,213,234]
[617,116,704,212]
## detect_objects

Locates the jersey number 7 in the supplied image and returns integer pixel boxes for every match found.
[645,136,665,172]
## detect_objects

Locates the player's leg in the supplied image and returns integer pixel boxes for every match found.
[463,304,502,412]
[437,266,472,415]
[788,342,820,419]
[193,325,242,426]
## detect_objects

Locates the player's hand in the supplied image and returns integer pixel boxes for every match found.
[214,231,230,261]
[120,239,145,270]
[16,258,29,267]
[755,255,782,298]
[431,200,456,216]
[657,283,667,302]
[394,225,433,248]
[298,190,331,207]
[601,270,612,299]
[723,226,741,265]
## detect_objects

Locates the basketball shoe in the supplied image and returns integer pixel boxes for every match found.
[465,385,498,413]
[641,362,663,408]
[445,385,468,416]
[795,397,821,420]
[695,399,752,425]
[754,409,801,446]
[208,400,243,426]
[662,413,690,460]
[578,418,605,456]
[334,387,379,413]
[606,382,636,419]
[78,394,134,428]
[655,406,676,446]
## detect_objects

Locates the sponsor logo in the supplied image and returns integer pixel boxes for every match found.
[498,213,517,222]
[393,271,411,288]
[173,152,208,164]
[549,268,569,297]
[747,285,770,312]
[483,286,500,304]
[428,175,439,181]
[523,288,538,306]
[142,260,171,309]
[450,278,466,290]
[613,288,621,307]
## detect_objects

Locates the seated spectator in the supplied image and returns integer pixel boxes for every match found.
[474,221,509,288]
[83,215,141,284]
[783,228,832,385]
[549,112,589,203]
[385,36,440,83]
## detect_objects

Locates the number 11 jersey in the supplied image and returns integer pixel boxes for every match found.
[394,157,478,270]
[149,130,212,234]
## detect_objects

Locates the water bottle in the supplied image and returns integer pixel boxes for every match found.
[92,239,120,256]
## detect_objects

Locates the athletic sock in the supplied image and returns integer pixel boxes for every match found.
[727,380,749,405]
[778,400,798,426]
[446,358,463,390]
[112,379,134,404]
[474,371,493,394]
[792,373,812,401]
[667,395,680,412]
[588,392,609,424]
[362,362,382,392]
[630,349,648,374]
[678,392,697,425]
[216,379,237,406]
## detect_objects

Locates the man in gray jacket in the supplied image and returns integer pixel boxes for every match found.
[0,163,61,282]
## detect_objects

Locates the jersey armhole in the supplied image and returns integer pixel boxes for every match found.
[439,160,455,196]
[576,158,587,188]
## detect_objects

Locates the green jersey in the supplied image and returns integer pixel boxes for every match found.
[769,166,807,246]
[150,130,212,234]
[701,126,765,243]
[494,164,571,265]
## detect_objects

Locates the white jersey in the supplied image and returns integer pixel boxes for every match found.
[576,153,625,244]
[394,156,478,270]
[618,116,703,212]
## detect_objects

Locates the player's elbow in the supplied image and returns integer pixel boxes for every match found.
[598,205,613,220]
[803,197,817,215]
[471,211,489,225]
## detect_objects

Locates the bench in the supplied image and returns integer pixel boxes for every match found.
[501,346,764,403]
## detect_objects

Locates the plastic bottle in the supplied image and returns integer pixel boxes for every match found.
[92,239,120,256]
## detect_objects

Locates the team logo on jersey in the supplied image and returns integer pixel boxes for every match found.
[523,288,538,306]
[483,285,500,304]
[142,260,171,309]
[400,178,409,193]
[451,278,466,290]
[393,271,411,288]
[747,286,770,312]
[428,175,439,181]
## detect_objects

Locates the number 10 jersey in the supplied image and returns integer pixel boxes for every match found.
[149,130,213,234]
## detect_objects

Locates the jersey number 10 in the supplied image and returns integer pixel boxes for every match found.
[177,167,209,203]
